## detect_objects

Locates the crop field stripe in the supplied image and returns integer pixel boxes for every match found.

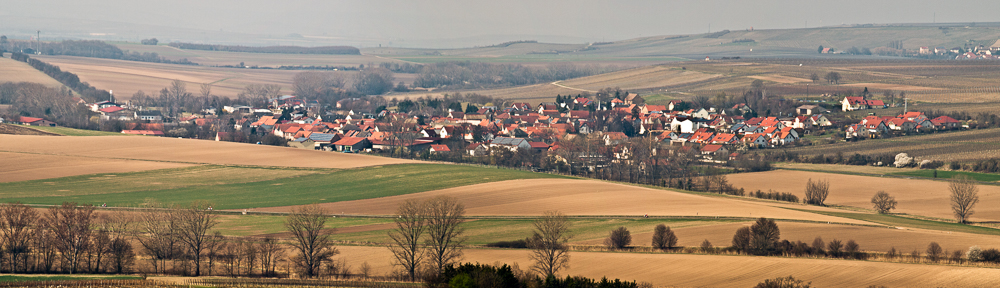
[1,163,571,209]
[795,209,1000,236]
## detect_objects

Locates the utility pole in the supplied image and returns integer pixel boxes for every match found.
[36,30,40,54]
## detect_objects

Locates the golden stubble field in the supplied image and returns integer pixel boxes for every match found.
[727,169,1000,222]
[116,43,412,67]
[0,135,417,169]
[0,151,193,182]
[0,57,64,87]
[336,245,1000,287]
[258,179,872,225]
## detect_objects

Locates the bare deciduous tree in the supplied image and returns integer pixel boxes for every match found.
[47,202,95,274]
[604,226,631,250]
[805,178,830,206]
[871,191,897,214]
[950,175,979,224]
[175,202,219,276]
[651,224,677,250]
[732,227,751,254]
[927,242,943,262]
[258,236,283,277]
[424,196,465,273]
[0,203,37,272]
[388,199,427,281]
[286,205,338,278]
[749,218,780,256]
[527,211,571,277]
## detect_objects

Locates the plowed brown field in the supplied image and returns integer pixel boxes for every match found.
[337,246,1000,287]
[0,152,192,182]
[0,135,416,169]
[257,179,872,224]
[728,170,1000,222]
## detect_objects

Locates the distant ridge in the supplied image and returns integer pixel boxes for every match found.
[167,42,361,55]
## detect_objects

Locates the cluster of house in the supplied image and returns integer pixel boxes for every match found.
[846,111,961,139]
[920,40,1000,59]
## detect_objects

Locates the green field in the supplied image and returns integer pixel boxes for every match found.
[1,164,572,209]
[891,170,1000,182]
[0,275,142,282]
[17,124,129,136]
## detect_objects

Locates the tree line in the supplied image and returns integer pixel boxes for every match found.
[167,42,360,55]
[7,39,195,65]
[11,52,111,103]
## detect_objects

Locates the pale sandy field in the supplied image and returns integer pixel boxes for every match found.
[843,82,944,91]
[728,170,1000,222]
[336,245,1000,287]
[0,151,192,182]
[748,74,813,84]
[0,57,64,87]
[257,179,872,225]
[0,135,416,169]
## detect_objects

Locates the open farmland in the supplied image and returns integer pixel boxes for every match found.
[727,169,1000,222]
[258,178,874,225]
[0,164,567,209]
[0,152,193,182]
[336,245,1000,288]
[783,128,1000,163]
[116,43,413,67]
[0,134,417,168]
[0,56,65,87]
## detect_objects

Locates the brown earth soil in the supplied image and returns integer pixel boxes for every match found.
[256,179,873,225]
[0,152,193,182]
[0,124,61,136]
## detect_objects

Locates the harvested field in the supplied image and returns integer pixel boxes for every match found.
[728,170,1000,222]
[0,135,417,168]
[0,152,192,182]
[556,66,720,91]
[843,82,943,91]
[747,74,812,84]
[258,179,873,225]
[337,245,1000,287]
[0,124,60,136]
[579,221,1000,253]
[783,128,1000,163]
[33,55,300,99]
[116,43,411,67]
[0,57,64,87]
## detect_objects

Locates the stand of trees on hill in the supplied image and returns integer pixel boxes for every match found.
[0,82,94,129]
[11,52,111,103]
[167,42,360,55]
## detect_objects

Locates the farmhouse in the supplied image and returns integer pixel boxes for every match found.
[841,96,886,111]
[333,137,370,152]
[18,116,57,127]
[796,105,826,115]
[135,110,163,122]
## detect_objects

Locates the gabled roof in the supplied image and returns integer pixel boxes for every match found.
[19,116,44,123]
[701,144,724,153]
[308,133,338,142]
[528,142,550,149]
[491,137,529,147]
[711,133,737,143]
[430,144,450,152]
[98,106,126,113]
[333,136,367,146]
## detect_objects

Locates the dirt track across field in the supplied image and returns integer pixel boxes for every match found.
[256,179,873,225]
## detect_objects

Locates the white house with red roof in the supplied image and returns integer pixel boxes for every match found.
[842,96,887,111]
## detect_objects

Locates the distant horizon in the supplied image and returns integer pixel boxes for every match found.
[2,0,1000,48]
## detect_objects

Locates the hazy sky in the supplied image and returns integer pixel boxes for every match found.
[3,0,1000,47]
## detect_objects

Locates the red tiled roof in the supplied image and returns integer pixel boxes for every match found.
[18,116,43,123]
[701,144,724,153]
[121,130,164,136]
[529,142,549,149]
[98,106,125,113]
[430,144,450,152]
[333,137,366,146]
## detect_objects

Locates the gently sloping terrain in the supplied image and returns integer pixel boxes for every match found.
[336,245,1000,287]
[0,57,65,87]
[0,135,417,168]
[0,152,193,182]
[258,179,872,225]
[727,169,1000,222]
[2,164,567,209]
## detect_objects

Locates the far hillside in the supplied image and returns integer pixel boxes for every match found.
[368,23,1000,60]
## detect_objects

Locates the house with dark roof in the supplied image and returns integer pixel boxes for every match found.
[489,137,532,151]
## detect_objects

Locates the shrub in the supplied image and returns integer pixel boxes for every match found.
[700,239,713,254]
[485,239,528,249]
[827,239,843,258]
[981,248,1000,263]
[951,249,964,264]
[967,246,983,262]
[844,240,860,259]
[949,162,962,170]
[811,237,825,256]
[926,242,943,262]
[605,227,632,249]
[910,250,922,262]
[754,276,812,288]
